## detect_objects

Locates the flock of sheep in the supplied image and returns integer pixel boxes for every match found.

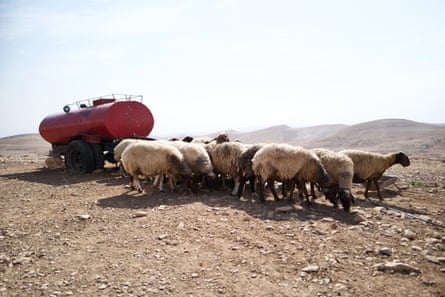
[113,133,411,213]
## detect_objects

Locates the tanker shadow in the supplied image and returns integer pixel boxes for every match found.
[0,167,122,187]
[96,188,357,225]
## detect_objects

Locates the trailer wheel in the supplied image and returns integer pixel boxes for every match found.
[65,140,95,173]
[90,143,104,170]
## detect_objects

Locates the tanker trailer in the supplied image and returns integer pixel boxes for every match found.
[39,94,154,173]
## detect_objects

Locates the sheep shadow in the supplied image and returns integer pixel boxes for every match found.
[350,186,433,220]
[0,166,122,187]
[96,187,357,225]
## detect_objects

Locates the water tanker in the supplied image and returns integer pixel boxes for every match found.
[39,94,155,173]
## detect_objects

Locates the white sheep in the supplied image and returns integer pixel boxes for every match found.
[113,138,147,179]
[339,149,410,200]
[312,148,354,212]
[163,140,215,191]
[120,141,192,193]
[252,143,331,203]
[168,141,214,176]
[45,157,64,169]
[113,138,141,163]
[208,140,247,196]
[190,136,213,144]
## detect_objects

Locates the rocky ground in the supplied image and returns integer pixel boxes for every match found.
[0,155,444,296]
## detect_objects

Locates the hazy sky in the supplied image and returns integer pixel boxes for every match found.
[1,0,444,138]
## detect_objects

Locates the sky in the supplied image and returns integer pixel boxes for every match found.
[0,0,444,138]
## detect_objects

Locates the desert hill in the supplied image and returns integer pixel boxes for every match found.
[0,133,51,156]
[301,119,445,156]
[226,119,444,157]
[1,119,444,158]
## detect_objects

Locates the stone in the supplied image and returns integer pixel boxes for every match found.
[353,213,366,225]
[302,265,320,273]
[97,284,109,290]
[411,246,422,252]
[334,283,347,292]
[426,238,441,245]
[404,229,416,240]
[379,247,393,256]
[375,261,420,274]
[157,234,168,240]
[133,211,148,218]
[425,255,445,265]
[275,206,295,213]
[77,214,91,220]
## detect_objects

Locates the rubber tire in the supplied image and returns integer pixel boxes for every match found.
[65,140,95,173]
[90,143,104,170]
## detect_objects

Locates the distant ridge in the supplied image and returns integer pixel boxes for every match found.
[229,119,445,157]
[1,119,444,157]
[230,124,347,144]
[0,134,50,156]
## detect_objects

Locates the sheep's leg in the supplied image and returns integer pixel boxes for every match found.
[257,177,266,203]
[237,176,247,197]
[158,174,165,192]
[296,180,309,201]
[168,176,176,192]
[119,163,128,178]
[133,176,143,193]
[281,181,287,199]
[310,183,317,199]
[297,180,311,205]
[221,175,227,190]
[153,175,160,188]
[374,179,383,201]
[364,180,372,198]
[268,179,280,201]
[203,175,215,191]
[286,180,296,201]
[249,176,256,193]
[126,175,135,190]
[231,177,240,196]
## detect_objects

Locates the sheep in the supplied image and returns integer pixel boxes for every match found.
[208,140,247,196]
[113,138,147,179]
[120,141,192,193]
[164,140,215,191]
[213,132,230,144]
[339,149,410,200]
[45,157,64,169]
[312,148,355,212]
[168,141,214,176]
[113,138,142,163]
[252,143,332,203]
[189,136,211,144]
[182,136,194,142]
[237,143,265,197]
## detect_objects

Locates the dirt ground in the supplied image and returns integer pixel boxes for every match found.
[0,155,444,297]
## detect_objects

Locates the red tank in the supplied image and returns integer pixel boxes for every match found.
[39,96,154,145]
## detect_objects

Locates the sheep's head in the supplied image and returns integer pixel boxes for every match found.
[338,189,353,213]
[304,158,333,188]
[396,152,410,167]
[167,155,192,176]
[317,163,333,188]
[324,185,339,207]
[182,136,194,142]
[214,132,230,144]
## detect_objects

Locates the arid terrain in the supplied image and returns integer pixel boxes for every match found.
[0,119,444,296]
